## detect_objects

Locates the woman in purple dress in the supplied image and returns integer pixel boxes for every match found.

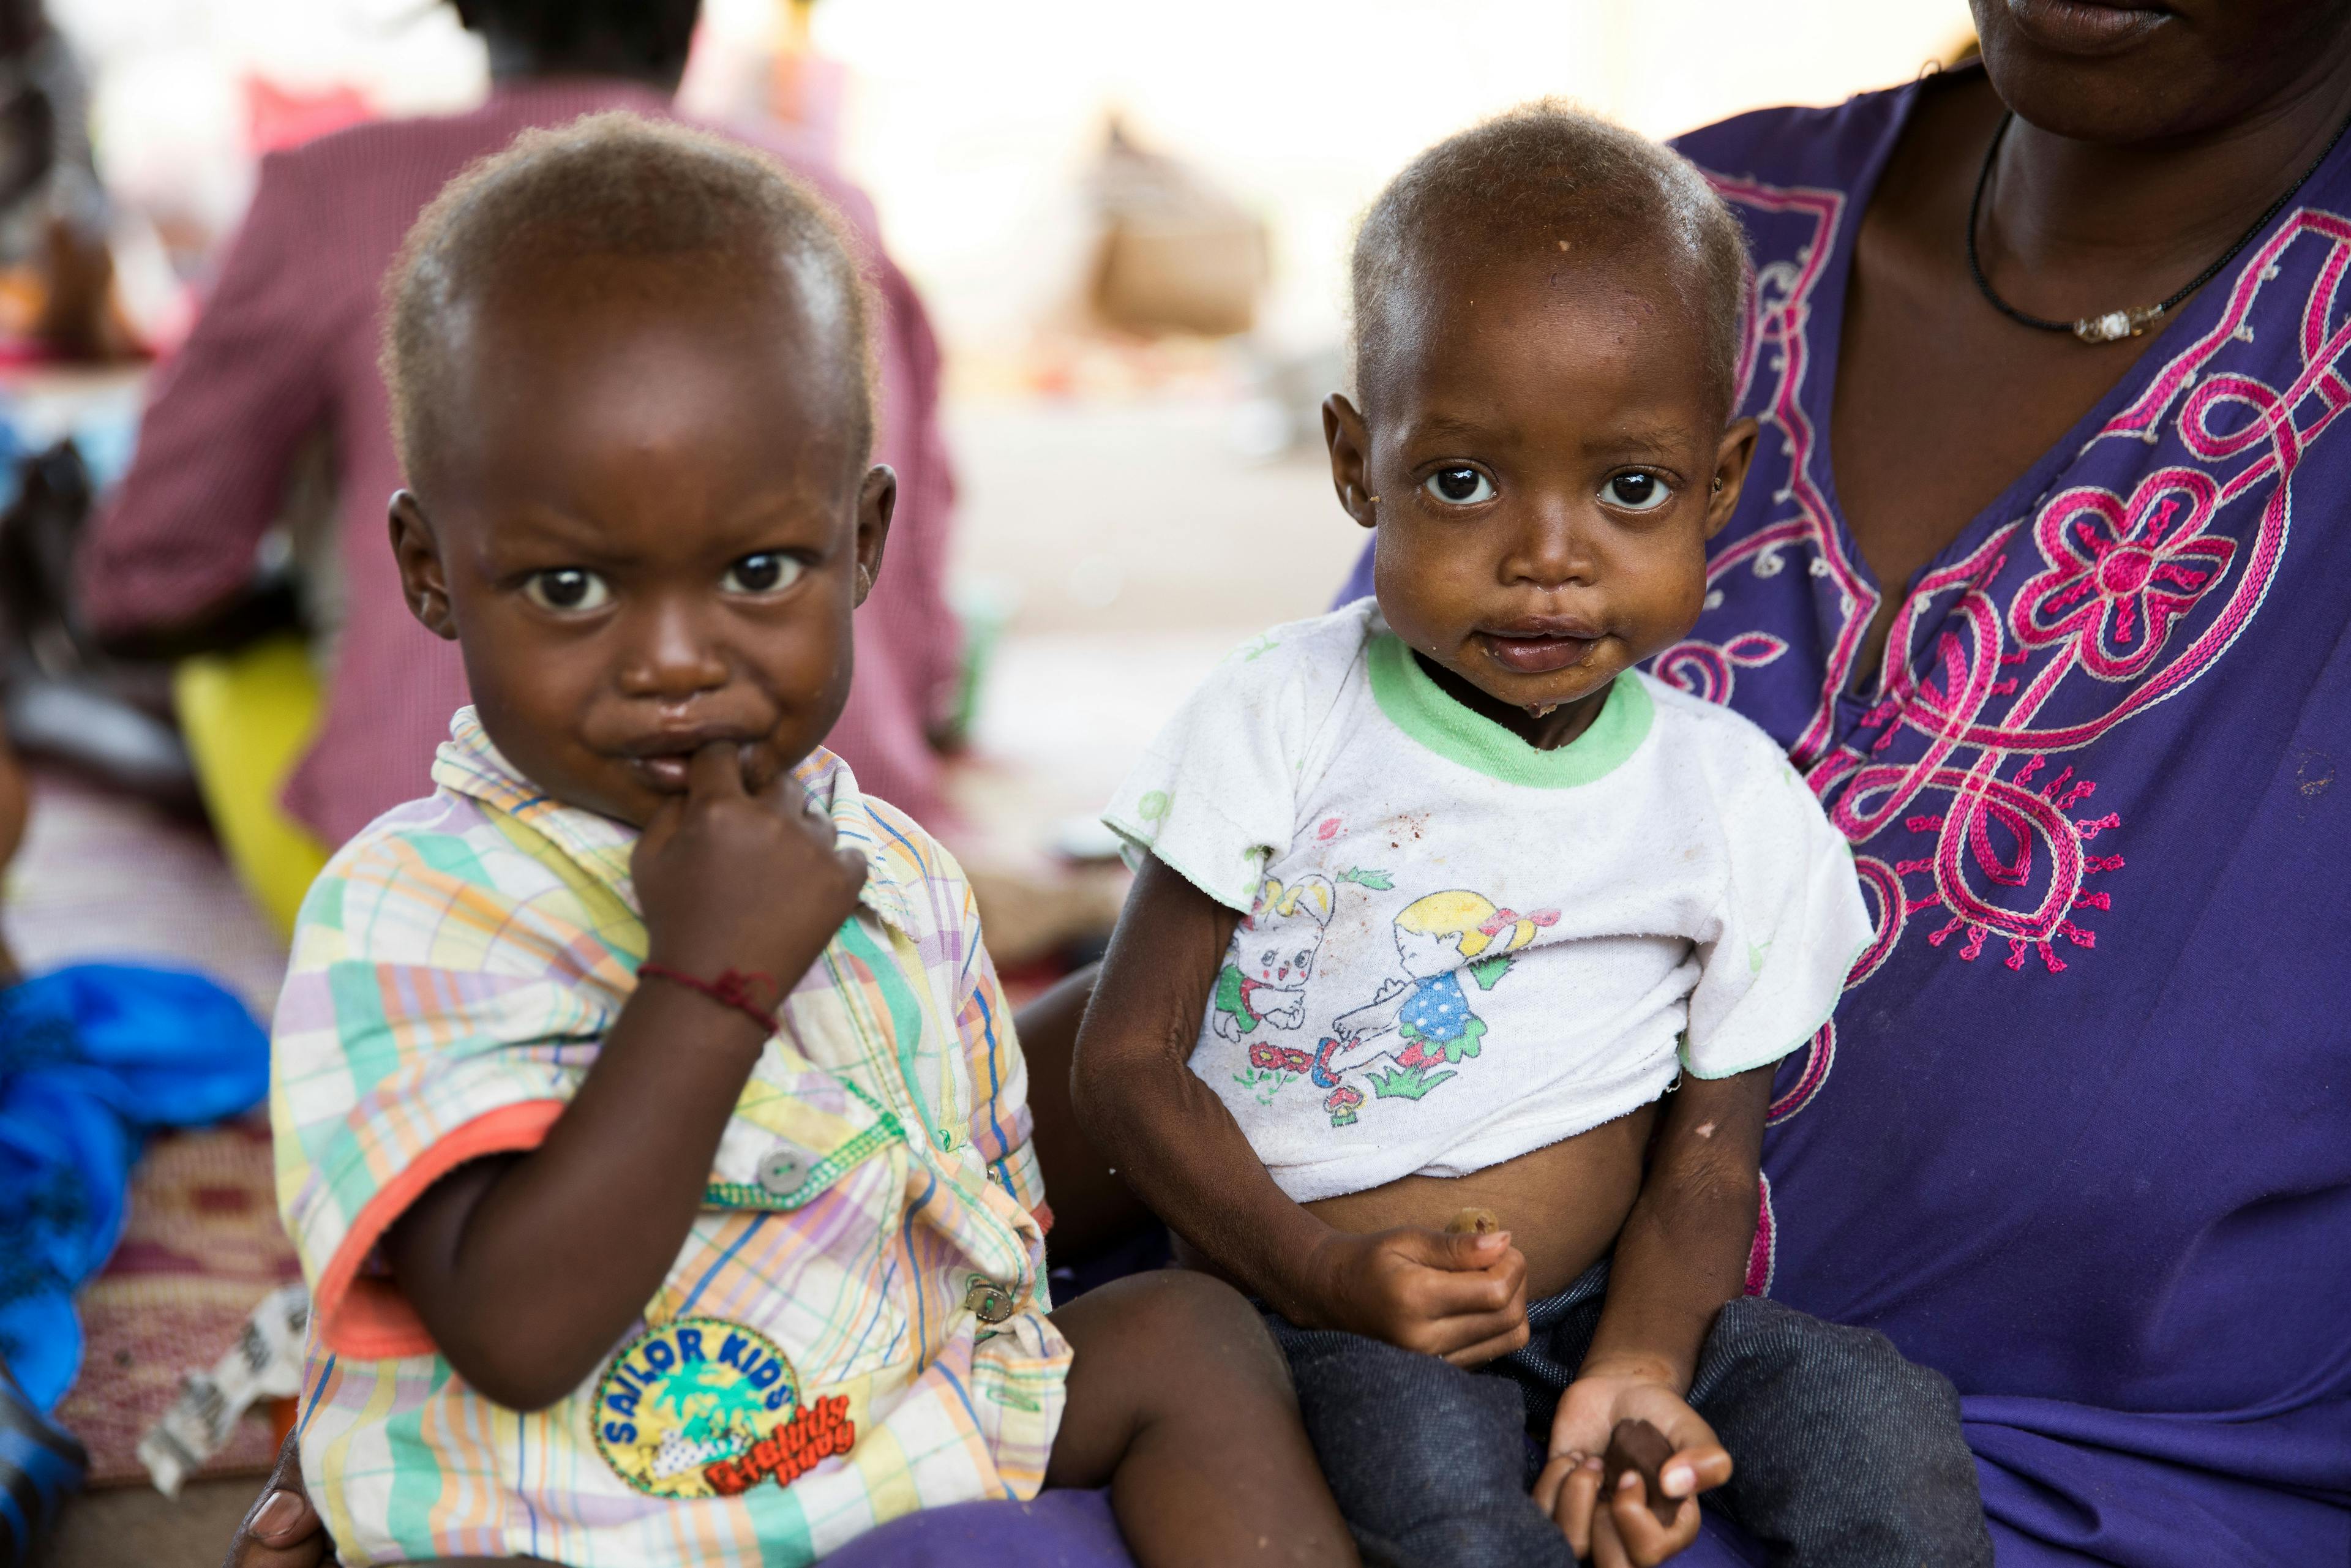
[231,1,2351,1563]
[1320,3,2351,1561]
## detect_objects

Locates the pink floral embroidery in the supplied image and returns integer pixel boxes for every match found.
[2010,468,2234,680]
[1654,631,1788,706]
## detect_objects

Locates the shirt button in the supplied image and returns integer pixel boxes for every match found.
[962,1280,1016,1324]
[757,1150,804,1195]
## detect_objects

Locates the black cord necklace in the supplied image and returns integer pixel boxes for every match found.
[1967,105,2351,344]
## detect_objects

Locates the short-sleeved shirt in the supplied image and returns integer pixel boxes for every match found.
[1103,600,1870,1203]
[271,710,1063,1567]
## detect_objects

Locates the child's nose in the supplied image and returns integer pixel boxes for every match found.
[618,598,730,699]
[1506,506,1597,588]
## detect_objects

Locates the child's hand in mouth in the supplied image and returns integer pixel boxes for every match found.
[632,740,868,992]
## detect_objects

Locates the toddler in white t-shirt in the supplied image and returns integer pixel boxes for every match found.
[1073,102,1991,1568]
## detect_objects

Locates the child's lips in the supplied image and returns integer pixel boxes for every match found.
[1476,629,1599,674]
[630,752,698,792]
[618,732,758,792]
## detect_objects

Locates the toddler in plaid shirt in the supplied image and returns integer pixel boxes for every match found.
[268,113,1351,1568]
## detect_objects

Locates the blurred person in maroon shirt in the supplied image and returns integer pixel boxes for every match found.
[75,0,962,847]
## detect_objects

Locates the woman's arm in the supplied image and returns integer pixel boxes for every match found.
[1074,857,1521,1356]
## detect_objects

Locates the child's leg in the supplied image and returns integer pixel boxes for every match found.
[1689,1297,1992,1568]
[1269,1313,1573,1568]
[1047,1271,1357,1568]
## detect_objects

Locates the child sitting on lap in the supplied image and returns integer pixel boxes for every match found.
[269,113,1352,1568]
[1078,103,1992,1568]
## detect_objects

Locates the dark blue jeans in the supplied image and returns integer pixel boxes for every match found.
[1264,1262,1991,1568]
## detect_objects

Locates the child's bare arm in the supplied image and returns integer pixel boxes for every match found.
[1586,1065,1772,1388]
[1075,857,1521,1357]
[383,743,868,1411]
[1537,1065,1771,1561]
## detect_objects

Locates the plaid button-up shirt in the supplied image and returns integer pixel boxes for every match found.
[271,710,1061,1566]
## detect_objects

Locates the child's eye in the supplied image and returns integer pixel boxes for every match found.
[723,553,805,595]
[1601,472,1671,512]
[522,568,610,612]
[1423,466,1495,506]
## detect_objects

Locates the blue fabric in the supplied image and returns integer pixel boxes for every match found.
[0,964,269,1410]
[1338,64,2351,1567]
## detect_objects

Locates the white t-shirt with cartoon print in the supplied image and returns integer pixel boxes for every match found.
[1102,598,1872,1204]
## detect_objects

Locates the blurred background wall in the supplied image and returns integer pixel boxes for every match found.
[70,0,1972,376]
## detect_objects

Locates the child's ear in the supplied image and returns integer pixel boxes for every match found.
[388,492,457,640]
[851,463,896,607]
[1703,418,1760,539]
[1322,394,1379,530]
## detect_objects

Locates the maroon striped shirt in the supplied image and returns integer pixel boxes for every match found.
[79,79,961,844]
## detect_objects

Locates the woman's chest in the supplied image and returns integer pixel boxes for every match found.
[1676,189,2351,1044]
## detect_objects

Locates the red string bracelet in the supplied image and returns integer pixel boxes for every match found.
[637,962,781,1033]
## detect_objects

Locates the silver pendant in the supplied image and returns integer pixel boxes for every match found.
[2072,304,2165,344]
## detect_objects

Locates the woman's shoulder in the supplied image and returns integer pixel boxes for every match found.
[1672,78,1923,191]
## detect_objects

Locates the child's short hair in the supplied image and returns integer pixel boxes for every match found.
[383,111,876,479]
[1351,100,1750,421]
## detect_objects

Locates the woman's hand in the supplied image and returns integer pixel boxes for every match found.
[220,1426,557,1567]
[1534,1366,1731,1566]
[1296,1225,1530,1365]
[220,1428,331,1568]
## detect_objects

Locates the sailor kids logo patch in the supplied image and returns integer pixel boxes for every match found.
[592,1318,855,1498]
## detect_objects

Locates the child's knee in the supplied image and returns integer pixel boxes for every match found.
[1062,1269,1294,1401]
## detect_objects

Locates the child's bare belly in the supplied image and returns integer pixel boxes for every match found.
[1302,1103,1657,1302]
[1172,1105,1660,1306]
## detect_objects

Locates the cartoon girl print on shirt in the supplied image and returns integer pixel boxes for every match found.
[1313,890,1556,1125]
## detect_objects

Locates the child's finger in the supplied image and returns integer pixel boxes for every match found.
[1531,1451,1575,1515]
[1398,1226,1517,1273]
[1542,1457,1599,1561]
[1589,1502,1637,1568]
[1608,1468,1701,1565]
[1436,1317,1532,1367]
[1398,1256,1523,1322]
[632,789,691,859]
[685,738,748,800]
[1534,1453,1601,1557]
[1659,1438,1733,1501]
[754,754,804,809]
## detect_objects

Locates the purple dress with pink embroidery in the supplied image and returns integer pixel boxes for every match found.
[1330,73,2351,1567]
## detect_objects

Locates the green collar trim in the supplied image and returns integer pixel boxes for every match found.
[1365,634,1653,789]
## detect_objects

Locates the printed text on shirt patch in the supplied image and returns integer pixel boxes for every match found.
[592,1317,851,1498]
